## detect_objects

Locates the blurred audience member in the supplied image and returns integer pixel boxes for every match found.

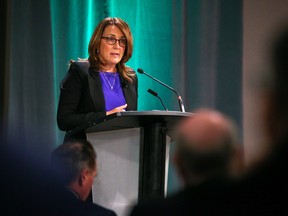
[173,108,242,186]
[234,24,288,215]
[48,139,117,216]
[129,109,242,215]
[1,137,53,215]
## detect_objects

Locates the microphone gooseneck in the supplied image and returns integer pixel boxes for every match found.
[137,68,185,112]
[147,89,168,111]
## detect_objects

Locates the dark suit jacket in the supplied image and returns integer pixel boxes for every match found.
[41,186,118,216]
[128,178,237,216]
[57,61,138,139]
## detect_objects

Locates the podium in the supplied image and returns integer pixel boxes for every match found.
[84,111,192,216]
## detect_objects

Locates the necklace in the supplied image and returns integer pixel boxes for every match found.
[103,72,117,90]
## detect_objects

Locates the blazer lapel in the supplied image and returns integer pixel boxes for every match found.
[120,75,137,110]
[88,68,105,110]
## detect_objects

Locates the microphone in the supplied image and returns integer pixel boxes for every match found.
[147,88,168,111]
[137,68,185,112]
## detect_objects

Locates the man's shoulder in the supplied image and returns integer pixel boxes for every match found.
[85,202,117,216]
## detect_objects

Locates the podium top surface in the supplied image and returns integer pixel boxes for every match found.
[85,110,193,134]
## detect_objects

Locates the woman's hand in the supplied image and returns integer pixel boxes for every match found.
[106,104,127,115]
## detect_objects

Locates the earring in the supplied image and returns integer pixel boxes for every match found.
[96,49,99,54]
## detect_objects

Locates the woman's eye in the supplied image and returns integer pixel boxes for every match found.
[107,37,116,43]
[119,39,127,45]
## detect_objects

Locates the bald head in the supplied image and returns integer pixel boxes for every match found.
[174,109,239,185]
[176,109,237,152]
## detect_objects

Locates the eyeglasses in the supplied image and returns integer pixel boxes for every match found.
[101,36,127,47]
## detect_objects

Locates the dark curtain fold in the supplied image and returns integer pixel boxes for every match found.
[0,0,8,140]
[172,0,242,124]
[6,0,56,162]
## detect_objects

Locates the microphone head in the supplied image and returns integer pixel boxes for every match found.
[147,88,158,96]
[137,68,144,74]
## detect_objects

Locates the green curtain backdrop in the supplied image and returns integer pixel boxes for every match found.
[4,0,242,193]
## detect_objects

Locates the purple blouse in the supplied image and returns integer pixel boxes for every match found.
[99,72,127,111]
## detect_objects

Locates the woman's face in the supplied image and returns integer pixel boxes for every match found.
[99,25,126,71]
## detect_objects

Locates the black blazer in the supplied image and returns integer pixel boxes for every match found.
[57,61,138,139]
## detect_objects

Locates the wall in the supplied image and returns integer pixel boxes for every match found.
[243,0,288,164]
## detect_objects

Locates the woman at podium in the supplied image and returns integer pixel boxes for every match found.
[57,17,138,140]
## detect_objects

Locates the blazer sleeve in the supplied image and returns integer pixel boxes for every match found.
[57,62,106,132]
